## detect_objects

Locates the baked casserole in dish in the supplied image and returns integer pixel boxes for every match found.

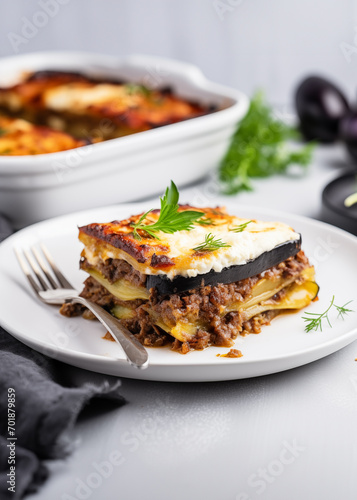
[0,69,212,149]
[0,52,248,227]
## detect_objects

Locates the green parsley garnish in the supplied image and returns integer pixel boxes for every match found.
[230,220,252,233]
[302,296,354,333]
[219,91,315,194]
[131,181,204,240]
[193,233,231,252]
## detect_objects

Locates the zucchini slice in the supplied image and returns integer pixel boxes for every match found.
[111,305,136,320]
[242,281,319,322]
[87,268,150,301]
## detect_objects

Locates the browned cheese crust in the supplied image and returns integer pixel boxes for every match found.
[0,70,212,153]
[78,206,236,273]
[0,115,89,155]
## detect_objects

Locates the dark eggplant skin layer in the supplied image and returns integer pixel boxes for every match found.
[146,237,302,295]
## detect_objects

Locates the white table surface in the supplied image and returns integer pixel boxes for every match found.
[27,144,357,500]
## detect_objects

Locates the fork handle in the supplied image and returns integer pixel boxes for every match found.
[74,296,149,369]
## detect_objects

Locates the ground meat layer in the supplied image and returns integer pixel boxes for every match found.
[81,257,146,287]
[60,251,311,353]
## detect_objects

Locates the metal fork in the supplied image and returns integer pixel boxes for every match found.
[15,244,149,370]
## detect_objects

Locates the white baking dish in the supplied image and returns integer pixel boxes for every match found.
[0,52,249,228]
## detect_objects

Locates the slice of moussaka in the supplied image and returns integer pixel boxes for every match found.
[0,115,90,155]
[60,185,318,354]
[0,70,211,142]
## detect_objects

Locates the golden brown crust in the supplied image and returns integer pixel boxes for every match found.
[78,206,227,272]
[0,70,210,148]
[0,115,89,155]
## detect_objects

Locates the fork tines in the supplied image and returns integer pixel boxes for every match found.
[15,244,73,295]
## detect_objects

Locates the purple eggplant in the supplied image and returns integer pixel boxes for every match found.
[295,76,349,143]
[146,238,302,295]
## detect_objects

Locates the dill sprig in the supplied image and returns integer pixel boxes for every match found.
[131,181,204,240]
[197,216,215,226]
[335,300,354,319]
[230,220,252,233]
[302,296,354,333]
[193,233,231,252]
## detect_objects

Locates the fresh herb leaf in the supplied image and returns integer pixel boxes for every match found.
[193,233,231,252]
[219,91,315,194]
[0,128,6,137]
[302,296,354,333]
[197,216,215,226]
[124,83,151,97]
[131,181,204,240]
[230,220,252,233]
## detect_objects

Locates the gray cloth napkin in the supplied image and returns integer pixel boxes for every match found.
[0,216,126,499]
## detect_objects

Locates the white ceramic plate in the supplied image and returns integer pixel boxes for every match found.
[1,203,357,382]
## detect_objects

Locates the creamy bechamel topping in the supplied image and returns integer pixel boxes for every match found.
[44,84,142,112]
[81,214,299,280]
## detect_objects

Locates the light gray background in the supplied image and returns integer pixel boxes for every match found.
[1,0,357,105]
[2,3,357,500]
